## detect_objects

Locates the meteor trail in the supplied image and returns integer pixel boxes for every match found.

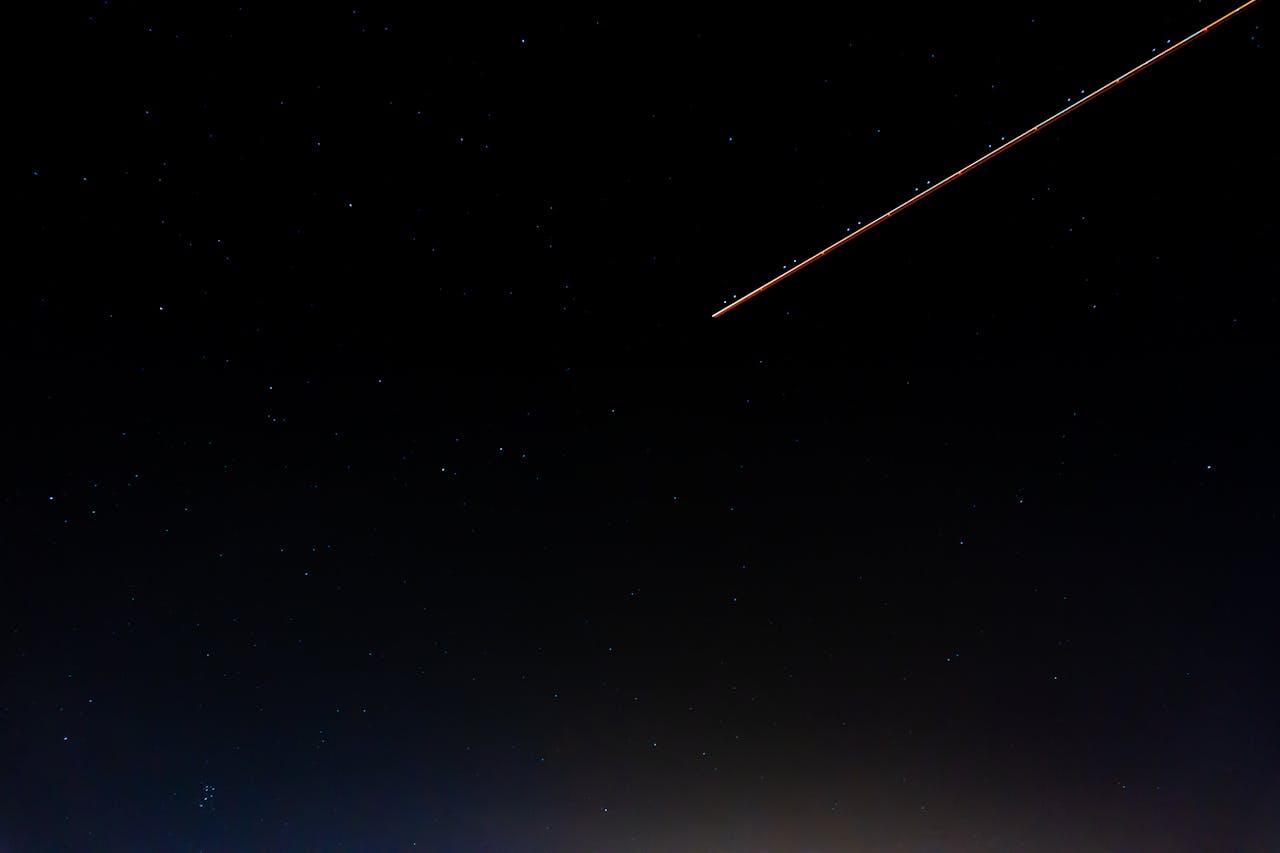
[712,0,1261,318]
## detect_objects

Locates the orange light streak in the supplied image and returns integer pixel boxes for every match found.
[712,0,1261,318]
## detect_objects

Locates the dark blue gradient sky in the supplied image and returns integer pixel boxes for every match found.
[6,2,1277,850]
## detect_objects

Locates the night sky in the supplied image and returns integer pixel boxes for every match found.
[6,2,1278,850]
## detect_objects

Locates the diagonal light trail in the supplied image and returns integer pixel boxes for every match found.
[712,0,1261,318]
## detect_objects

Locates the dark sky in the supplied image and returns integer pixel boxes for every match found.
[6,2,1278,850]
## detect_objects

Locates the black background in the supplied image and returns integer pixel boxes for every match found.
[6,2,1278,850]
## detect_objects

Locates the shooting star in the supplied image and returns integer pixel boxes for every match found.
[713,0,1261,318]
